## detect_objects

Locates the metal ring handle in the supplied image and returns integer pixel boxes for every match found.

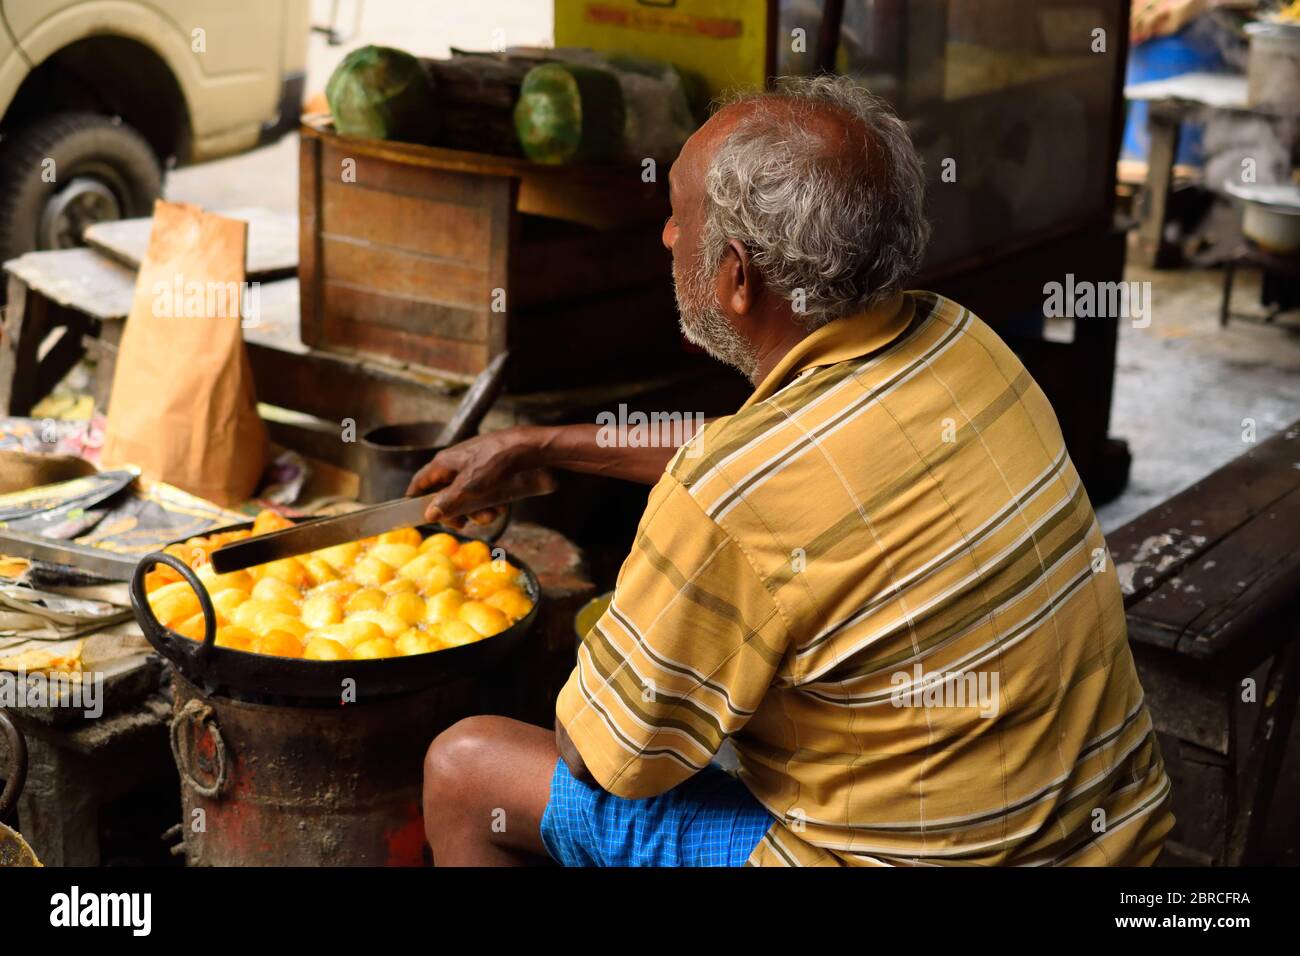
[0,709,28,819]
[435,502,512,544]
[130,551,218,658]
[478,502,513,544]
[169,698,229,800]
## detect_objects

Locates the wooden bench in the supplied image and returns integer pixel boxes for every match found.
[1108,421,1300,865]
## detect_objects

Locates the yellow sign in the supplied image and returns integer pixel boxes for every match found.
[554,0,774,99]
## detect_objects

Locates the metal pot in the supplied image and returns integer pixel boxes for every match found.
[1246,21,1300,116]
[1226,181,1300,255]
[129,522,541,706]
[359,421,447,504]
[169,673,472,866]
[0,710,39,867]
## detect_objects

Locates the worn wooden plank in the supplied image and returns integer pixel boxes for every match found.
[1109,421,1300,665]
[322,141,492,206]
[84,207,298,280]
[320,236,489,309]
[313,305,490,375]
[320,180,490,264]
[3,248,135,320]
[1109,424,1300,605]
[485,174,515,361]
[321,281,486,343]
[298,131,324,353]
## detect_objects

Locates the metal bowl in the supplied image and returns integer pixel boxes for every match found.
[129,523,541,706]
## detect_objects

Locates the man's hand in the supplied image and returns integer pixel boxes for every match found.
[555,715,596,786]
[406,421,703,524]
[406,427,559,524]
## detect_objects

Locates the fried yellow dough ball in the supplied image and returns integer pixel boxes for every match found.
[424,588,464,625]
[344,588,386,614]
[459,601,509,637]
[440,620,484,647]
[251,510,294,536]
[346,609,406,639]
[337,619,386,650]
[231,598,299,631]
[316,541,363,572]
[400,553,455,594]
[173,612,208,642]
[303,636,352,661]
[215,625,256,651]
[261,558,310,588]
[210,587,250,625]
[463,561,518,599]
[381,576,418,596]
[453,540,491,571]
[396,628,440,656]
[352,554,396,587]
[486,586,533,621]
[305,620,382,651]
[195,563,254,595]
[312,579,360,600]
[251,576,302,605]
[148,581,202,629]
[251,629,304,658]
[379,527,423,549]
[301,592,344,629]
[384,592,426,627]
[353,637,398,659]
[370,542,419,569]
[300,556,340,588]
[257,614,309,640]
[419,532,459,558]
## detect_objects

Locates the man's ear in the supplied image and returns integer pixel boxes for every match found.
[719,238,755,317]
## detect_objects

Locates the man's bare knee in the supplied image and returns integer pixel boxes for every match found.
[424,715,501,803]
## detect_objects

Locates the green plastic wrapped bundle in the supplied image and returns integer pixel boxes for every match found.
[513,62,626,165]
[325,45,437,144]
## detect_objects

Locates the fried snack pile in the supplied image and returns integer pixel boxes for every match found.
[143,510,534,661]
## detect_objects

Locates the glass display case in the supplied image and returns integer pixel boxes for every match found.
[778,0,1128,274]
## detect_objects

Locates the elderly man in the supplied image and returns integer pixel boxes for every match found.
[416,76,1173,867]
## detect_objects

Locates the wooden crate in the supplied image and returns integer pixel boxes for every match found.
[298,117,680,391]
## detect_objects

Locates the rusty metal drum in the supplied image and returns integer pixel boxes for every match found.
[170,674,475,866]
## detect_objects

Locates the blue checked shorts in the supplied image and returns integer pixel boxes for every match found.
[540,757,774,867]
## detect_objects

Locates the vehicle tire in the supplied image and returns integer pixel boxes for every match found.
[0,111,162,263]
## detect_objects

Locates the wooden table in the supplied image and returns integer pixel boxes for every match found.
[1108,420,1300,864]
[1219,243,1300,329]
[1124,72,1298,269]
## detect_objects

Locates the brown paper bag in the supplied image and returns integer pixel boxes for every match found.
[101,201,267,506]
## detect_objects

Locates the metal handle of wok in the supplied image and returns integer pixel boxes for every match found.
[0,709,27,820]
[129,552,219,661]
[452,502,512,544]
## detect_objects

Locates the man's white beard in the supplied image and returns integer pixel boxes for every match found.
[673,253,758,378]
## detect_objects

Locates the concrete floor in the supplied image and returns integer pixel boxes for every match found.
[1097,263,1300,531]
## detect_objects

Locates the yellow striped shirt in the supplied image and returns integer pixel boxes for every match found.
[556,291,1174,866]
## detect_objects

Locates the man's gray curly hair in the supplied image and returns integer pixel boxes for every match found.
[700,75,930,329]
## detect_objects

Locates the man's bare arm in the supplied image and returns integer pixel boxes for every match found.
[407,423,704,522]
